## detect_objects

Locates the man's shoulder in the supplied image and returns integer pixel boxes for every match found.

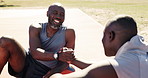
[29,23,43,34]
[60,26,75,32]
[66,28,74,31]
[30,22,47,28]
[65,28,75,35]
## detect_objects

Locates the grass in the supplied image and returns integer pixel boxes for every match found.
[1,0,148,41]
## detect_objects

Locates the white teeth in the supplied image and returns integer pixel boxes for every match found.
[54,20,60,23]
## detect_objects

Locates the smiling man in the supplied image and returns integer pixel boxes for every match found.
[47,3,65,29]
[28,3,76,78]
[0,3,75,78]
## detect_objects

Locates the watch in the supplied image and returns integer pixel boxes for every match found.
[54,53,58,60]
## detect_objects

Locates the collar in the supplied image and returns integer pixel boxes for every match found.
[115,35,148,58]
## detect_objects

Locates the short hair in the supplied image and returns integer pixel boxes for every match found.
[116,15,137,31]
[48,2,64,11]
[108,15,137,34]
[107,15,138,42]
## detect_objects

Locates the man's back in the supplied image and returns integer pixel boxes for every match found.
[109,35,148,78]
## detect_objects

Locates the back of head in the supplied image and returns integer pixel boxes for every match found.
[108,15,137,42]
[103,15,138,56]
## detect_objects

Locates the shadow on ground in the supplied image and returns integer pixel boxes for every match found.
[0,4,19,7]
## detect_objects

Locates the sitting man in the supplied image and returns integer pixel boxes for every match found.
[50,15,148,78]
[0,3,75,78]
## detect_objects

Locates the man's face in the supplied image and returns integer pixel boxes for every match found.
[47,5,65,29]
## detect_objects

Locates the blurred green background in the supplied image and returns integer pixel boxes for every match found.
[0,0,148,40]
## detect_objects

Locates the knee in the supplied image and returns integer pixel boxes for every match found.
[0,36,16,47]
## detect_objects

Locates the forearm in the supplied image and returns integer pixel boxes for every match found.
[31,51,56,61]
[71,59,91,69]
[29,47,57,61]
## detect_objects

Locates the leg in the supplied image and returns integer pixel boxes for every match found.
[43,61,68,78]
[0,37,26,74]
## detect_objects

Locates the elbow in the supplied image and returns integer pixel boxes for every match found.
[31,53,38,60]
[29,49,39,60]
[29,48,44,60]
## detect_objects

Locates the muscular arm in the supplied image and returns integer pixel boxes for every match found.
[65,29,75,49]
[29,25,55,61]
[43,28,76,78]
[65,29,91,69]
[84,63,118,78]
[71,59,91,69]
[53,29,76,69]
[50,60,118,78]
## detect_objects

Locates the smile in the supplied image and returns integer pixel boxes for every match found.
[54,19,60,24]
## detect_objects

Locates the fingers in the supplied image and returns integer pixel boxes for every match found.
[58,47,75,63]
[61,47,74,53]
[58,52,75,63]
[58,48,63,53]
[59,47,74,55]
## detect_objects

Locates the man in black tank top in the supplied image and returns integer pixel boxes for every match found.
[0,3,75,78]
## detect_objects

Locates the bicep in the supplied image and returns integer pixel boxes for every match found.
[65,29,75,49]
[29,26,41,50]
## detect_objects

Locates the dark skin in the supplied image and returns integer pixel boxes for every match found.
[0,37,26,74]
[29,5,75,78]
[0,4,75,78]
[83,19,137,78]
[50,16,137,78]
[50,23,118,78]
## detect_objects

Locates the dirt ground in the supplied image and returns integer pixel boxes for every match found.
[82,8,148,42]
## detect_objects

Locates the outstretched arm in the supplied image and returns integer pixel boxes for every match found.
[70,59,91,69]
[50,60,118,78]
[65,29,91,69]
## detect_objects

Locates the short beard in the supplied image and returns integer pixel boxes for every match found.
[50,25,60,29]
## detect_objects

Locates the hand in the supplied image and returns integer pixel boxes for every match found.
[59,47,74,53]
[58,51,75,63]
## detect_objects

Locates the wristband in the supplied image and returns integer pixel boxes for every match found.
[37,48,45,53]
[54,53,58,60]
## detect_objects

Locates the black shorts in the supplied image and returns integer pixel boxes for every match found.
[8,53,51,78]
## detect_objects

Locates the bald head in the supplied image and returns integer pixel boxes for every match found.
[102,15,138,56]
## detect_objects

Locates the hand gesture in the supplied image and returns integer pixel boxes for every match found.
[58,47,75,63]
